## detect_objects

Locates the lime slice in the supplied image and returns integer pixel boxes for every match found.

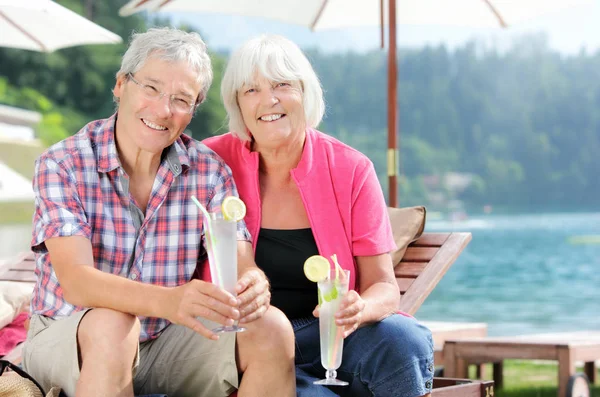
[221,196,246,221]
[321,285,338,302]
[303,255,330,282]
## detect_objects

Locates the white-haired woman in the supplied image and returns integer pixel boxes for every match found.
[204,35,433,397]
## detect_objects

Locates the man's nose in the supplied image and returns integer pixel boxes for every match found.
[154,93,173,117]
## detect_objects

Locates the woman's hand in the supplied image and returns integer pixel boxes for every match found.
[335,290,366,337]
[312,289,366,338]
[236,267,271,323]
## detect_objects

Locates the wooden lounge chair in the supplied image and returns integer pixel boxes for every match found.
[395,232,472,316]
[1,231,493,396]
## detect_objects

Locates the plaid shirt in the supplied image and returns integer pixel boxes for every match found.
[31,114,250,341]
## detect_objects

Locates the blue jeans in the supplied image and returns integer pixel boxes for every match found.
[292,314,434,397]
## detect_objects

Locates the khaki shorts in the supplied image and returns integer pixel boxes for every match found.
[22,310,238,397]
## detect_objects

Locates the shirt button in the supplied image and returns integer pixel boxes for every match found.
[425,380,432,389]
[130,273,138,280]
[173,164,180,172]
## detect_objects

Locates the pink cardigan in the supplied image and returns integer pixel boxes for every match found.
[203,129,396,291]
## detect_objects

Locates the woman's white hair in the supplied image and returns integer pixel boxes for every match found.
[221,34,325,141]
[116,27,213,106]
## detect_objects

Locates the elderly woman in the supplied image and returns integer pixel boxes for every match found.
[204,35,433,397]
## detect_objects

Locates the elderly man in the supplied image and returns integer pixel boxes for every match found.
[23,28,295,397]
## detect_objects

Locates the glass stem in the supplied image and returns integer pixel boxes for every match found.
[326,369,337,380]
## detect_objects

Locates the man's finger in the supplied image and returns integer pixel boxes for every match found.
[181,316,219,340]
[192,280,238,306]
[189,302,239,325]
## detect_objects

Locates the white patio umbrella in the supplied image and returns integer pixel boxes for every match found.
[119,0,591,206]
[0,0,122,53]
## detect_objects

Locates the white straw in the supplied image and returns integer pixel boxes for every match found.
[191,195,211,219]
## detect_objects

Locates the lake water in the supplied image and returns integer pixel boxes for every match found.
[1,212,599,336]
[418,212,600,336]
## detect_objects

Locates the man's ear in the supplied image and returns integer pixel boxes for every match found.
[113,74,127,99]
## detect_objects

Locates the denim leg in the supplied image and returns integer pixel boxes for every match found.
[293,314,434,397]
[337,314,434,397]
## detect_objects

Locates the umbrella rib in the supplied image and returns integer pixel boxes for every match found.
[482,0,508,28]
[309,0,329,31]
[158,0,174,8]
[0,10,48,51]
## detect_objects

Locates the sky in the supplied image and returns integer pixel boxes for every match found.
[161,1,600,56]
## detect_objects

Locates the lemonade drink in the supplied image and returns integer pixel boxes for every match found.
[203,213,237,294]
[317,269,350,378]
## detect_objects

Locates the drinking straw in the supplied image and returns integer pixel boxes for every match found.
[331,254,344,281]
[330,321,344,368]
[326,256,347,369]
[191,195,221,285]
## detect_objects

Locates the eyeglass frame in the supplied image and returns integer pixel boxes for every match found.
[0,359,46,394]
[126,73,200,115]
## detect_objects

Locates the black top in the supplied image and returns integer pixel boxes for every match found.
[255,228,319,319]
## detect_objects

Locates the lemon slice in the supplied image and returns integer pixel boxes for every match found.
[221,196,246,221]
[303,255,330,282]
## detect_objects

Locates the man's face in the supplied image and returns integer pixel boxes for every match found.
[113,57,202,155]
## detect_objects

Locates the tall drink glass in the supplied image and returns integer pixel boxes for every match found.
[314,269,350,386]
[203,212,245,333]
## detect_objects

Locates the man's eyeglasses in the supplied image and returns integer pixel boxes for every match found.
[127,73,198,115]
[0,359,46,395]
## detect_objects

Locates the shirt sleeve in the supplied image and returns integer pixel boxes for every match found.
[31,154,92,252]
[208,161,252,243]
[350,159,397,256]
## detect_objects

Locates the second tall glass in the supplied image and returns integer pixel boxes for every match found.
[314,268,350,386]
[203,212,245,333]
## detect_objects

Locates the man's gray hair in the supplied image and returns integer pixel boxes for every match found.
[117,27,213,105]
[221,34,325,141]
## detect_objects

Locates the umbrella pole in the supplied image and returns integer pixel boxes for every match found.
[387,0,398,207]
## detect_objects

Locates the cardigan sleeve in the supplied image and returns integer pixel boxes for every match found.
[350,159,397,256]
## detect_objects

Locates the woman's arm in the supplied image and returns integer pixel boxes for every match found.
[355,253,400,322]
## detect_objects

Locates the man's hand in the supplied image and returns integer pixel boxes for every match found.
[166,279,240,340]
[235,268,271,323]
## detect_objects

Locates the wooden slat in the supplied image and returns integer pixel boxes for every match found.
[395,261,427,277]
[412,233,450,247]
[398,232,472,315]
[396,277,415,293]
[402,246,439,262]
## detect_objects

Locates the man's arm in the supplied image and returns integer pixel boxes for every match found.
[235,240,271,323]
[46,235,240,339]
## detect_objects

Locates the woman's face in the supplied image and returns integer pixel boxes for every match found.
[237,75,305,148]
